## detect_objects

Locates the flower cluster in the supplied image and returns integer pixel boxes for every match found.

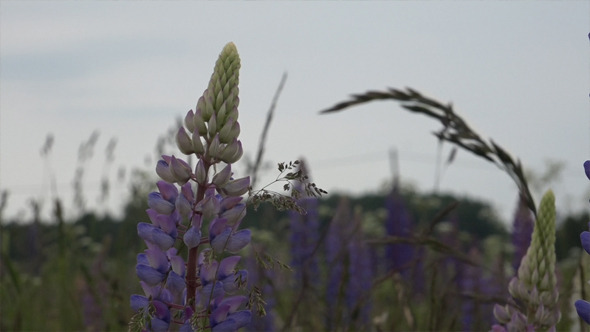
[492,190,560,331]
[130,42,252,332]
[575,160,590,324]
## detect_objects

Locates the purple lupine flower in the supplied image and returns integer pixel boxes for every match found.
[130,43,252,331]
[289,196,320,282]
[385,182,414,279]
[511,194,534,272]
[325,198,353,330]
[346,213,373,330]
[288,163,320,287]
[245,244,277,332]
[459,247,480,331]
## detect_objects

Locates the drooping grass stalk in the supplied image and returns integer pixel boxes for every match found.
[320,87,536,215]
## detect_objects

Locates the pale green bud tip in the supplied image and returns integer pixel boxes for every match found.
[200,42,241,138]
[538,190,555,227]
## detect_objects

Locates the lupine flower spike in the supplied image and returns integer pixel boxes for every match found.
[492,190,560,331]
[130,42,252,332]
[575,160,590,325]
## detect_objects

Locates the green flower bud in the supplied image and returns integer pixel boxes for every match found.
[193,108,208,136]
[212,163,232,187]
[208,134,222,160]
[191,129,205,155]
[220,176,250,197]
[218,117,236,144]
[170,156,192,184]
[198,42,241,140]
[184,110,195,133]
[207,113,217,139]
[176,127,194,155]
[219,139,243,164]
[195,159,208,185]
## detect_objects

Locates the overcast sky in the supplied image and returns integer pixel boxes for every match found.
[1,1,589,224]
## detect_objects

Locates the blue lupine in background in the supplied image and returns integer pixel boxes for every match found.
[385,181,414,279]
[346,211,374,330]
[325,198,352,330]
[288,160,320,288]
[511,194,534,273]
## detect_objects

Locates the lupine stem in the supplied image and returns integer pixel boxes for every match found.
[186,162,211,310]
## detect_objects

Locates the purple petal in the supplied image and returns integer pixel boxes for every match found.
[148,192,175,215]
[210,302,231,326]
[199,281,224,306]
[576,300,590,325]
[218,256,241,278]
[213,310,251,331]
[176,193,192,218]
[226,229,251,253]
[150,318,170,332]
[152,300,171,321]
[157,181,179,202]
[200,260,219,284]
[181,182,195,201]
[169,254,186,276]
[212,319,236,332]
[220,196,243,211]
[211,228,232,253]
[198,194,221,219]
[156,160,176,183]
[166,271,186,298]
[581,231,590,255]
[136,264,165,285]
[183,226,202,249]
[138,222,154,241]
[156,214,178,238]
[151,227,176,250]
[145,248,169,273]
[218,296,247,313]
[209,218,229,238]
[220,203,246,227]
[137,253,149,266]
[222,270,247,293]
[130,294,149,311]
[585,160,590,181]
[146,209,159,226]
[179,321,195,332]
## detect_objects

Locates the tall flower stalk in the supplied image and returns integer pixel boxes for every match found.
[130,43,252,332]
[493,190,560,331]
